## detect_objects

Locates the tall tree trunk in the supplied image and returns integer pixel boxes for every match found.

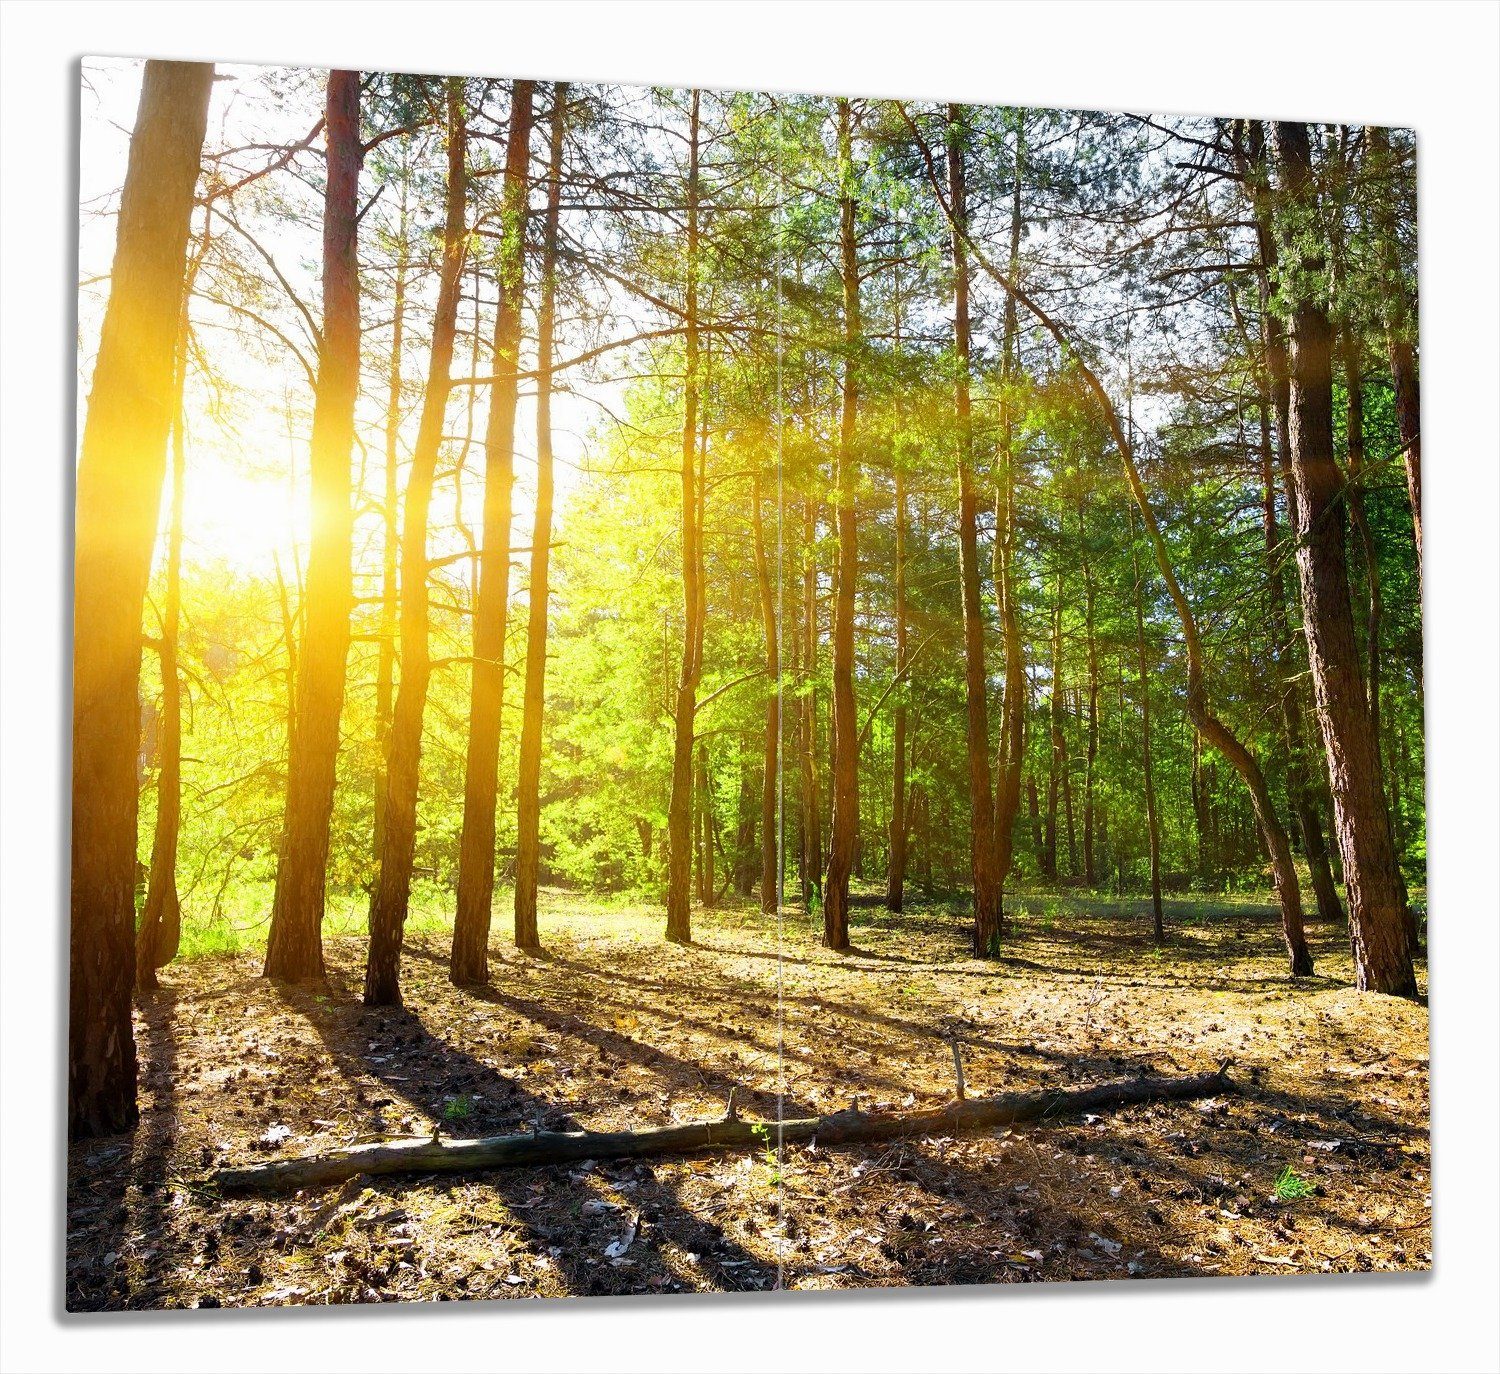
[799,498,822,908]
[366,78,470,1005]
[697,741,715,908]
[513,83,568,952]
[1271,121,1413,995]
[1339,328,1416,951]
[1026,773,1043,869]
[735,745,757,897]
[1081,519,1099,887]
[946,104,1003,955]
[1231,156,1345,927]
[823,97,860,952]
[992,115,1027,916]
[373,179,409,868]
[1129,523,1164,941]
[751,462,781,913]
[1044,570,1064,882]
[137,232,205,990]
[266,69,364,983]
[885,464,909,912]
[664,90,704,944]
[71,59,213,1138]
[1233,263,1348,929]
[452,80,536,980]
[1189,726,1208,880]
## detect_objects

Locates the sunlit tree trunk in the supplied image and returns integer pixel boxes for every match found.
[366,79,470,1005]
[373,178,409,868]
[71,59,213,1138]
[823,98,860,953]
[665,90,704,944]
[1272,120,1413,996]
[799,498,822,909]
[944,105,1003,955]
[992,118,1027,920]
[885,463,909,913]
[137,231,207,990]
[1256,386,1345,926]
[697,741,716,908]
[1044,570,1064,882]
[452,81,536,980]
[513,83,568,951]
[1081,514,1099,888]
[751,461,781,913]
[266,69,364,983]
[1129,521,1164,941]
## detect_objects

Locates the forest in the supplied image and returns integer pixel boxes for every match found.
[68,58,1427,1306]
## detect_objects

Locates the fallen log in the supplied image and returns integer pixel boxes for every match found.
[216,1066,1232,1195]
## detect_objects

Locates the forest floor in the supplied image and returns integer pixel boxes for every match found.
[66,888,1431,1309]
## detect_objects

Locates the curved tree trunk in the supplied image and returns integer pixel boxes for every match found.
[901,104,1311,975]
[513,83,569,952]
[452,81,536,981]
[823,97,860,953]
[366,79,470,1006]
[266,69,364,984]
[72,59,213,1138]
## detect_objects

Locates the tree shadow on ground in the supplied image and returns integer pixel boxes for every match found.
[269,966,809,1298]
[67,987,183,1309]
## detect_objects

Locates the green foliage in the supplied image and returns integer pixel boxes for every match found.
[1273,1166,1317,1202]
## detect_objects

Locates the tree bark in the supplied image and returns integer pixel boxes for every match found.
[71,59,213,1138]
[799,498,822,909]
[823,98,861,953]
[1129,524,1164,941]
[218,1066,1234,1194]
[1044,570,1064,882]
[1081,513,1099,888]
[452,81,536,980]
[1230,138,1345,929]
[366,79,470,1005]
[992,117,1027,918]
[1263,421,1345,928]
[665,90,704,945]
[1271,121,1414,996]
[137,228,207,990]
[750,459,782,913]
[946,105,1003,955]
[885,464,909,912]
[265,69,364,984]
[373,175,409,869]
[513,84,568,952]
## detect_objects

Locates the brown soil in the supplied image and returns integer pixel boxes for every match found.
[65,891,1430,1309]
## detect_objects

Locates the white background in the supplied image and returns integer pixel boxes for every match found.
[2,3,1496,1371]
